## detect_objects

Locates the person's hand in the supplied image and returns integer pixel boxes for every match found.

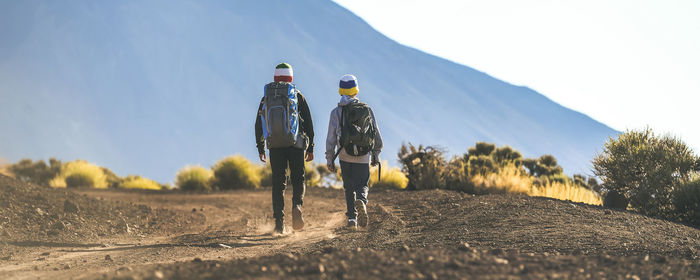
[327,162,336,173]
[259,153,267,163]
[305,152,314,162]
[371,154,380,167]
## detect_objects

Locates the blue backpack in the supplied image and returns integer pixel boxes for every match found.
[261,82,303,149]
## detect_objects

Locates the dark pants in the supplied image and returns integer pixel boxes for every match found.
[340,160,370,220]
[269,147,306,220]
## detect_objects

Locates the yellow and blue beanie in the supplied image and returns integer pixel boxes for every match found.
[339,74,359,96]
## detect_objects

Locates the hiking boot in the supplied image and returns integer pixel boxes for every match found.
[346,219,358,230]
[292,205,305,231]
[355,199,368,228]
[274,219,285,234]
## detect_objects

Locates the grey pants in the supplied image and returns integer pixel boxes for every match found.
[340,161,370,220]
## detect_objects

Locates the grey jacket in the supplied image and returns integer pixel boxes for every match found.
[325,96,383,164]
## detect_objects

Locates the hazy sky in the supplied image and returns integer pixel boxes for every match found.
[333,0,700,152]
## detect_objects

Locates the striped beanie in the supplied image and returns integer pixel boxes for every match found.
[274,63,293,83]
[339,74,359,96]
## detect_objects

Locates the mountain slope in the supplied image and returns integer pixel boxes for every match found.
[0,0,618,181]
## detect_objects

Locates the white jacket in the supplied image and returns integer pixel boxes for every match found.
[325,96,383,164]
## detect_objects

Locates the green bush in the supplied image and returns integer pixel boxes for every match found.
[467,155,496,176]
[467,142,495,158]
[176,165,213,191]
[212,155,261,190]
[492,146,523,166]
[673,178,700,226]
[7,158,63,186]
[64,173,95,188]
[593,128,699,217]
[443,156,473,193]
[398,143,446,190]
[50,160,108,189]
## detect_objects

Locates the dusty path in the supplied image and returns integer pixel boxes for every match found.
[2,179,699,279]
[1,188,347,279]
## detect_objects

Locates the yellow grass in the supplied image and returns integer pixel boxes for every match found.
[528,181,602,205]
[0,157,10,176]
[370,161,408,189]
[175,165,213,191]
[120,176,162,190]
[49,160,108,189]
[212,155,261,189]
[470,165,602,205]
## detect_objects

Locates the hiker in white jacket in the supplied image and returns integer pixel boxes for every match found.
[326,74,383,230]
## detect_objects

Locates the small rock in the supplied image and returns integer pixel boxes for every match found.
[64,264,71,270]
[458,242,471,251]
[193,257,203,262]
[35,208,45,216]
[604,209,612,215]
[53,267,59,271]
[105,255,113,261]
[192,208,197,212]
[37,257,46,261]
[400,244,410,252]
[40,252,50,256]
[317,264,325,274]
[489,248,505,255]
[493,257,509,265]
[217,244,232,249]
[261,266,268,272]
[154,270,164,279]
[117,266,133,272]
[64,200,79,213]
[33,266,39,271]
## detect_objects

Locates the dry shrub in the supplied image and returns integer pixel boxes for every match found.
[176,165,213,191]
[49,160,107,189]
[212,155,261,190]
[469,165,602,205]
[370,161,408,189]
[529,180,603,205]
[470,165,531,195]
[0,157,11,176]
[120,176,162,190]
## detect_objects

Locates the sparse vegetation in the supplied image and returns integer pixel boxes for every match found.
[369,161,408,189]
[6,158,63,186]
[212,155,261,190]
[398,144,446,190]
[673,177,700,226]
[176,165,213,191]
[49,160,108,189]
[120,175,163,190]
[593,128,700,218]
[398,142,602,205]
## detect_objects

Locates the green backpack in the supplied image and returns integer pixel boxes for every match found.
[340,102,376,156]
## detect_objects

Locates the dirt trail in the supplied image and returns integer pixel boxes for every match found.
[1,188,347,279]
[1,179,699,279]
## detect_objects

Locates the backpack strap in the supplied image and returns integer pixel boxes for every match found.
[331,106,345,162]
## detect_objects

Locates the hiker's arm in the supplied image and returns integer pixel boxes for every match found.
[325,108,340,163]
[255,97,265,155]
[297,92,314,154]
[370,107,383,156]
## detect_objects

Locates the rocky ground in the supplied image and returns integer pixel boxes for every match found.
[0,174,698,279]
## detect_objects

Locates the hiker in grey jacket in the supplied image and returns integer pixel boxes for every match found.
[326,74,383,230]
